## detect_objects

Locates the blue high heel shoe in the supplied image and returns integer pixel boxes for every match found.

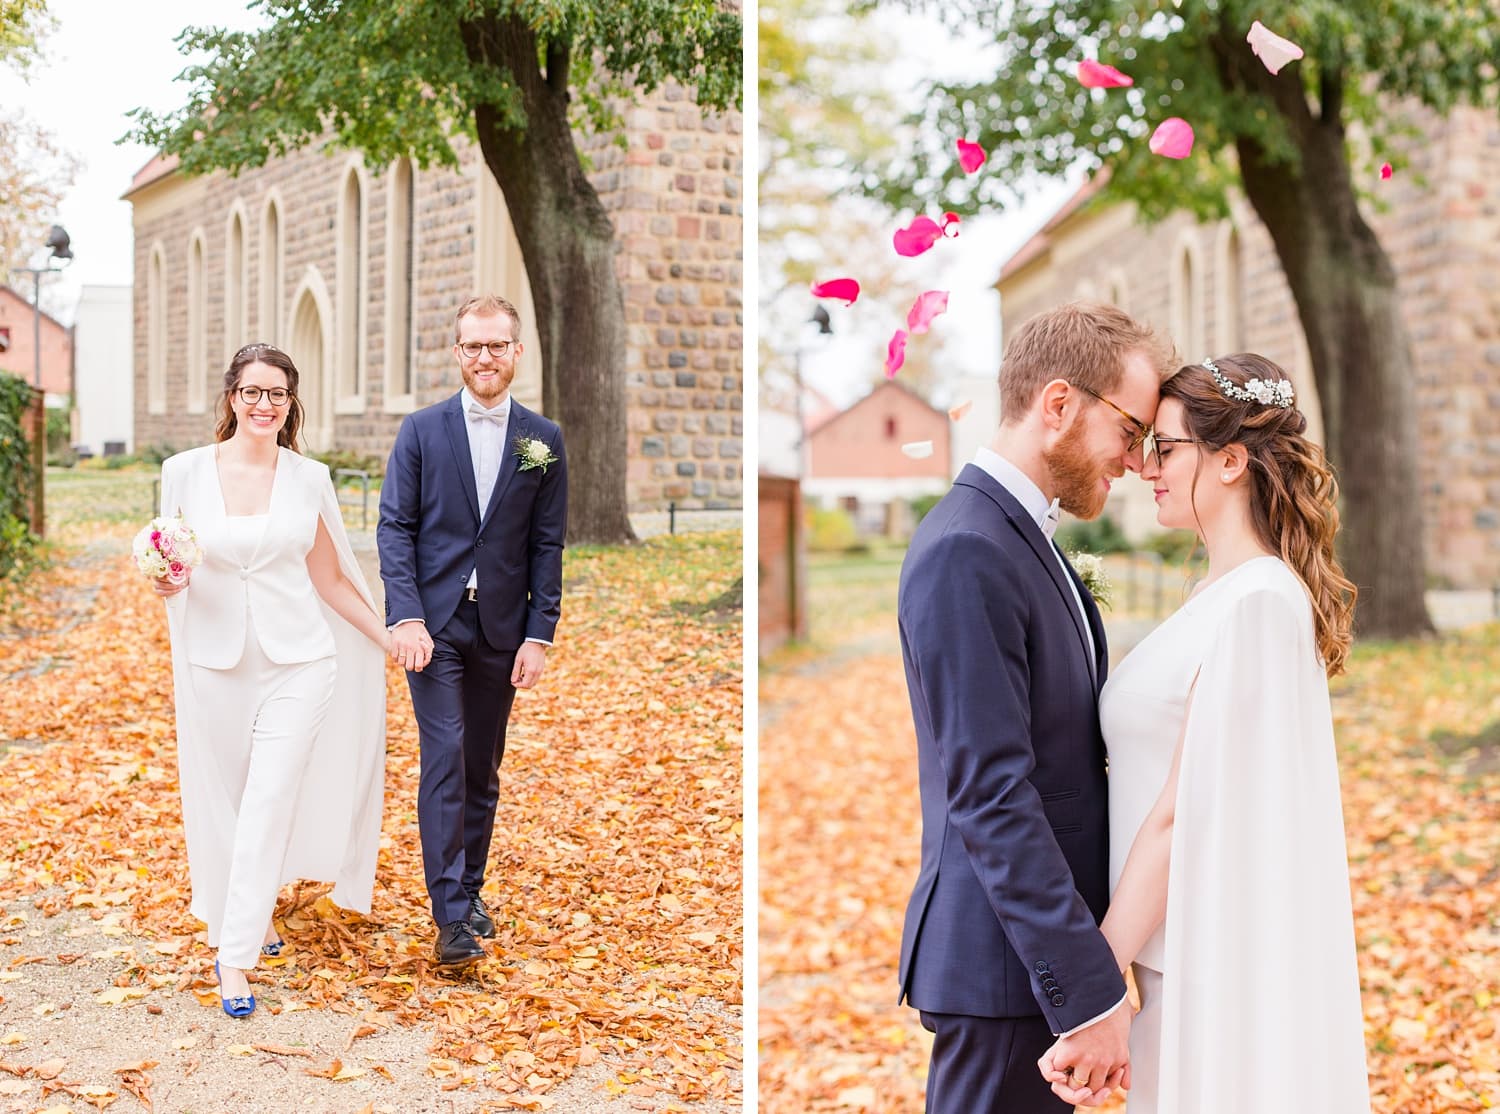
[214,960,256,1018]
[261,936,285,958]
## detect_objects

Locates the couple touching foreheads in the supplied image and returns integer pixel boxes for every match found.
[153,294,565,1017]
[897,302,1371,1113]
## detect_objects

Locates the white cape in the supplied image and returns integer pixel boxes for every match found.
[1103,558,1370,1113]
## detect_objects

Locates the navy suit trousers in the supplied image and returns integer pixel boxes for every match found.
[405,598,518,926]
[920,1011,1071,1114]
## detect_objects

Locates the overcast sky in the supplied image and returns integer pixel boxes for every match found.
[1,0,266,322]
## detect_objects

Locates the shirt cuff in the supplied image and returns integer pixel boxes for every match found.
[388,617,427,631]
[1056,993,1130,1038]
[524,637,553,647]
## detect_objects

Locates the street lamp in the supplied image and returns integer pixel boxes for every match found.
[9,224,74,390]
[794,303,834,478]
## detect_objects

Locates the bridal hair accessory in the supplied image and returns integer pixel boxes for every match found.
[1202,357,1295,409]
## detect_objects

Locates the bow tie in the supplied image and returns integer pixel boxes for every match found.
[1042,498,1061,540]
[467,403,508,425]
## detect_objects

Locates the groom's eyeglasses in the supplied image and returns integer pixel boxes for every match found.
[1073,383,1151,452]
[458,341,515,359]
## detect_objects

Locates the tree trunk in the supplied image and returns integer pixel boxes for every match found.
[460,15,636,546]
[1234,127,1434,639]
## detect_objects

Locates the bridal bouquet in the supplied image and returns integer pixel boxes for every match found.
[133,514,205,585]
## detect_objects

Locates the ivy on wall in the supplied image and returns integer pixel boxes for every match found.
[0,371,38,580]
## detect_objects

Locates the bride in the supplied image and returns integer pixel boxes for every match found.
[1044,354,1370,1112]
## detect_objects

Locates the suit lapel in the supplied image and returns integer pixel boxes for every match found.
[479,402,528,530]
[957,465,1097,684]
[442,395,482,525]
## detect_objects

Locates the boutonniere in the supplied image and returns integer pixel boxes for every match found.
[1067,551,1112,610]
[512,434,558,473]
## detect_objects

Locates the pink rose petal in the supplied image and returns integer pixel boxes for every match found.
[956,139,987,174]
[941,212,961,237]
[948,400,973,421]
[1149,117,1195,159]
[893,216,944,257]
[907,290,950,335]
[810,277,861,306]
[885,330,909,378]
[1380,162,1393,180]
[901,440,935,460]
[1077,60,1133,89]
[1246,20,1305,75]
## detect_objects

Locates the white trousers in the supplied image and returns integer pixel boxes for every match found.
[1126,965,1163,1113]
[187,616,334,969]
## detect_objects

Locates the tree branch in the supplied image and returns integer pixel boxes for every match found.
[545,39,569,98]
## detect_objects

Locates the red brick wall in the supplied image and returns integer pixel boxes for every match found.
[758,475,805,651]
[808,382,950,480]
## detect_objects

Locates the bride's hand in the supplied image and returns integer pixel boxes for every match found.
[153,574,188,598]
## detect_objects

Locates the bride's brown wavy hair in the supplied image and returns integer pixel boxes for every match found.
[214,343,304,452]
[1162,354,1356,676]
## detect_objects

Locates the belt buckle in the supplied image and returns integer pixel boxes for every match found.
[465,587,479,602]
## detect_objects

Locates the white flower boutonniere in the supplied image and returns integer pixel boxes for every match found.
[1068,551,1113,610]
[513,435,558,474]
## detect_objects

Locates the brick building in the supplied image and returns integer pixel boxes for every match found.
[998,105,1500,588]
[0,284,72,401]
[125,84,742,510]
[805,380,952,536]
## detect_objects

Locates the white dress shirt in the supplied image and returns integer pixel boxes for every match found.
[461,386,510,591]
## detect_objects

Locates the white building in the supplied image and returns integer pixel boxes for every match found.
[73,284,134,456]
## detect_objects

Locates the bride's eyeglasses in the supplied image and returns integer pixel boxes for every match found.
[1072,383,1150,452]
[236,385,293,406]
[1145,433,1207,470]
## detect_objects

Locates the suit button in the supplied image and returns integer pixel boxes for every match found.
[1034,962,1049,974]
[1042,979,1057,992]
[476,539,485,547]
[239,569,249,580]
[1051,994,1066,1007]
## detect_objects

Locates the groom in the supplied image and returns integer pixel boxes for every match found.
[897,302,1171,1110]
[377,294,567,966]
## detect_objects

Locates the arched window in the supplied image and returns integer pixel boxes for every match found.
[1171,234,1203,361]
[384,158,416,409]
[337,164,367,406]
[225,206,247,361]
[187,233,208,413]
[147,244,168,415]
[1216,225,1242,354]
[259,194,284,344]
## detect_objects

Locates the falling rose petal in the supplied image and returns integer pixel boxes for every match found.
[947,400,973,421]
[884,330,909,378]
[893,216,943,257]
[901,440,935,459]
[1380,162,1393,180]
[1077,60,1133,89]
[941,212,962,237]
[1246,20,1305,75]
[907,290,950,335]
[810,277,861,306]
[1148,118,1195,159]
[956,139,987,174]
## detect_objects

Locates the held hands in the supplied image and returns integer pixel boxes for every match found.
[389,622,433,672]
[1037,1001,1132,1106]
[512,641,547,689]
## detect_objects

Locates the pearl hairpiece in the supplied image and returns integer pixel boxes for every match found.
[1202,357,1295,409]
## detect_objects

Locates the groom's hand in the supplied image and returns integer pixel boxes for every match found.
[1037,1003,1131,1106]
[512,642,547,689]
[390,622,433,673]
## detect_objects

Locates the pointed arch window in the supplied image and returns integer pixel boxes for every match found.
[147,245,168,415]
[384,157,416,410]
[337,165,367,407]
[225,208,247,360]
[259,196,284,344]
[187,233,208,412]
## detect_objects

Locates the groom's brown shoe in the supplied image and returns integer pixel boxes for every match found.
[435,920,486,967]
[467,896,496,939]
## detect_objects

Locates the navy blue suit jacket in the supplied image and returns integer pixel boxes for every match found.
[897,464,1125,1034]
[376,393,566,650]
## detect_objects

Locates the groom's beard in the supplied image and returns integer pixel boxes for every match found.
[1044,418,1114,521]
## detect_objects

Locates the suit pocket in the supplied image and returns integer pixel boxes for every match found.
[1039,787,1081,803]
